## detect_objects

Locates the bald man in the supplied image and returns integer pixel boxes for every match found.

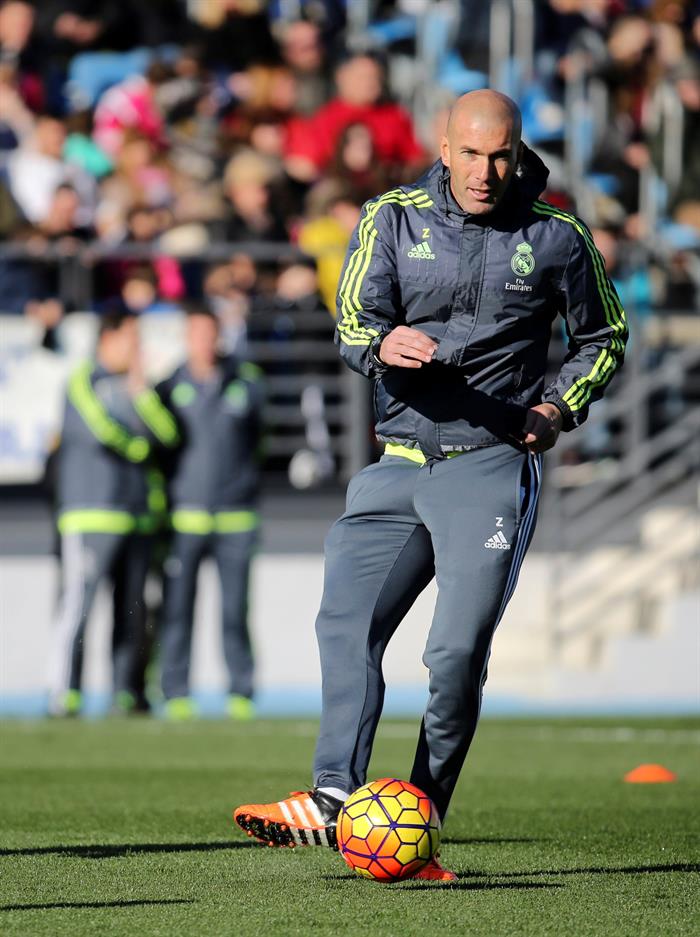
[235,92,627,878]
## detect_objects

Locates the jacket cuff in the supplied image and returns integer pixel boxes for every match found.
[369,333,390,377]
[541,395,575,432]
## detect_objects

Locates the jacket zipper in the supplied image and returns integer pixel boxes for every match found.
[458,225,489,359]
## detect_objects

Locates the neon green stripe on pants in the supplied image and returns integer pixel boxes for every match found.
[170,510,260,535]
[214,510,259,533]
[58,510,137,534]
[171,510,214,534]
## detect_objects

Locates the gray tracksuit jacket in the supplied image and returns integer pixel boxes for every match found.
[155,358,264,518]
[56,361,179,532]
[335,147,628,458]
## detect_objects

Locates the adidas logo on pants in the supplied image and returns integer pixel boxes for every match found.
[484,531,511,550]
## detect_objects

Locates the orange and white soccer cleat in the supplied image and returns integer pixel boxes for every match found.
[411,855,458,882]
[234,789,343,848]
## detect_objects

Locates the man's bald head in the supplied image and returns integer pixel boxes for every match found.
[445,90,522,141]
[441,90,523,215]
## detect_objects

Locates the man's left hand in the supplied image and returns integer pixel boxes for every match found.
[522,403,563,453]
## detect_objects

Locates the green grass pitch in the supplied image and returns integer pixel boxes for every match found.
[1,717,698,937]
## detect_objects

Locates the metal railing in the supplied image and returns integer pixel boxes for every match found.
[0,240,373,485]
[543,320,700,651]
[489,0,535,95]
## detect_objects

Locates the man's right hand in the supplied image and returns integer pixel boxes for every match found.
[378,326,437,368]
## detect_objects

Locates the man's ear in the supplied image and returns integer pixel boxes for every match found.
[440,136,450,168]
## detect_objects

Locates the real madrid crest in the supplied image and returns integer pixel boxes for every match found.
[510,242,535,276]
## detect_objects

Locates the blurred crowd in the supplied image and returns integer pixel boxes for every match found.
[0,0,698,353]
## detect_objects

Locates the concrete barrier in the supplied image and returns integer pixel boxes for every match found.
[1,553,697,715]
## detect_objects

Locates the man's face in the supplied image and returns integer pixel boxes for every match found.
[101,318,139,373]
[187,314,219,367]
[282,21,322,72]
[35,117,66,160]
[336,56,382,107]
[441,116,521,215]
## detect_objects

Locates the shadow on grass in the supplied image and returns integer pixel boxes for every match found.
[442,837,543,845]
[0,841,254,859]
[322,874,563,892]
[463,862,700,878]
[1,899,194,912]
[322,861,700,889]
[401,880,564,892]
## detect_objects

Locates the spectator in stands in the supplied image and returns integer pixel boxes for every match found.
[272,260,327,332]
[95,203,184,316]
[0,0,35,69]
[279,19,331,116]
[0,61,36,149]
[591,225,656,322]
[590,15,657,218]
[222,63,299,161]
[63,107,113,178]
[189,0,278,72]
[96,131,178,241]
[5,113,95,226]
[328,121,393,203]
[36,1,131,59]
[203,255,257,356]
[214,148,289,242]
[92,61,170,158]
[658,57,700,216]
[0,0,45,112]
[0,170,91,318]
[156,304,265,721]
[120,263,180,316]
[284,52,427,182]
[0,174,39,314]
[297,179,361,315]
[38,182,93,242]
[48,309,180,717]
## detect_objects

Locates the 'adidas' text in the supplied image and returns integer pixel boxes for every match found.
[408,241,436,260]
[484,531,511,550]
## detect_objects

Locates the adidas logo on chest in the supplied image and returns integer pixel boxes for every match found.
[407,241,436,260]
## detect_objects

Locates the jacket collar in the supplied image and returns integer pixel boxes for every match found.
[181,354,240,388]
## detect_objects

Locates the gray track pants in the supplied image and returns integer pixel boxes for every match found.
[159,530,256,700]
[313,445,542,819]
[49,531,152,704]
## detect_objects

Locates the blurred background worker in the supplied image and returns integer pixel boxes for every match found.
[156,304,265,721]
[48,310,180,716]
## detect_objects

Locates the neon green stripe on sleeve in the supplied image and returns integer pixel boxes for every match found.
[532,201,627,410]
[337,188,433,344]
[532,201,627,354]
[68,363,150,463]
[561,348,616,413]
[133,389,180,447]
